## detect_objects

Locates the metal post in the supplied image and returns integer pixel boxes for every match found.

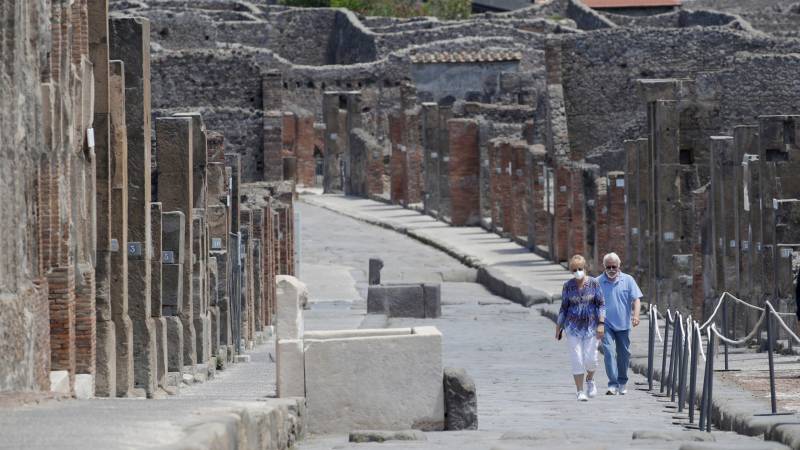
[766,304,778,415]
[678,320,690,412]
[648,306,656,391]
[705,329,716,433]
[722,300,730,371]
[670,315,682,402]
[661,313,671,393]
[689,322,699,424]
[699,345,709,430]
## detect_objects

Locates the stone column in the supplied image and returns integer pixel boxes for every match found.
[107,60,131,397]
[734,126,759,329]
[225,153,242,355]
[323,92,343,193]
[156,117,196,368]
[88,0,114,397]
[192,210,210,365]
[150,202,168,392]
[161,211,185,376]
[110,17,156,397]
[421,103,440,217]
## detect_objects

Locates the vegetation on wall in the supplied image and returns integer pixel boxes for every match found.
[279,0,471,20]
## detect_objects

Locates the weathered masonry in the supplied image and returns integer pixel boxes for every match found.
[1,0,296,397]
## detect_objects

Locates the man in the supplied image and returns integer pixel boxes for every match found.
[598,252,643,395]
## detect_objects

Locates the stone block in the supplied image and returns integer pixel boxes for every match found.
[165,315,184,372]
[49,371,70,395]
[95,320,116,397]
[303,327,445,434]
[423,284,442,319]
[234,354,251,363]
[367,284,441,319]
[74,374,94,400]
[368,258,383,285]
[276,275,307,340]
[154,317,168,389]
[349,430,427,443]
[277,339,305,398]
[443,367,477,430]
[162,263,183,312]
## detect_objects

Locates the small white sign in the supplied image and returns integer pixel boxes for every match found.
[516,169,524,177]
[330,133,338,140]
[742,240,749,250]
[631,227,639,236]
[781,248,793,258]
[729,240,737,248]
[616,178,625,188]
[87,128,95,149]
[773,199,779,210]
[664,232,675,241]
[559,185,567,193]
[110,238,119,252]
[442,156,450,162]
[431,152,438,159]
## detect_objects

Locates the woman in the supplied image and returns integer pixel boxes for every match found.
[555,255,606,401]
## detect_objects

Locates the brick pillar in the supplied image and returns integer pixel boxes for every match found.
[553,161,571,263]
[447,119,480,226]
[437,106,453,221]
[156,117,196,368]
[389,112,408,205]
[606,172,626,263]
[624,140,641,274]
[405,109,424,205]
[489,140,501,229]
[499,141,513,235]
[241,210,254,344]
[692,185,712,320]
[262,71,283,182]
[252,209,265,332]
[511,142,529,241]
[527,145,548,251]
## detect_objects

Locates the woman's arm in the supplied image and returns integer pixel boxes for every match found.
[556,284,569,339]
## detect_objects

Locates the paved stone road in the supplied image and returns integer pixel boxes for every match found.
[295,202,776,450]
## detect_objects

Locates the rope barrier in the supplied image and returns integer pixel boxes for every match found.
[653,305,663,343]
[766,301,800,345]
[709,310,766,346]
[694,321,706,361]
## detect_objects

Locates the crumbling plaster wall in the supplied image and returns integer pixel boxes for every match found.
[0,0,51,393]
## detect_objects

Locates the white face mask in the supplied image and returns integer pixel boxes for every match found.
[573,270,585,280]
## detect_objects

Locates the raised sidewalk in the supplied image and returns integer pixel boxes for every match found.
[301,194,566,306]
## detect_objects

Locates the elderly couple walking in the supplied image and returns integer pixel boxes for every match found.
[555,252,643,401]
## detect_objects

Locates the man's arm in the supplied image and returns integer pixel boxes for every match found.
[632,298,641,327]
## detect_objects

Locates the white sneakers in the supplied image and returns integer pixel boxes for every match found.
[576,391,589,402]
[586,380,597,398]
[606,386,618,395]
[619,384,628,395]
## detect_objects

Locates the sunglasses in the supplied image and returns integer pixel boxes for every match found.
[605,265,618,269]
[571,268,585,273]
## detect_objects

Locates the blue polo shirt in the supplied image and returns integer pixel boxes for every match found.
[597,272,643,331]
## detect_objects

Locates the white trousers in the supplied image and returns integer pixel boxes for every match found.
[567,333,598,375]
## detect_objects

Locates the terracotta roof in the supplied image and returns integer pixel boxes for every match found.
[583,0,681,7]
[410,50,522,64]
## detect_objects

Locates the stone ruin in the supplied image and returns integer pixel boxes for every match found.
[5,0,800,401]
[104,0,800,330]
[1,0,297,397]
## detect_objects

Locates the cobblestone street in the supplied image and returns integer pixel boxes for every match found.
[296,202,774,450]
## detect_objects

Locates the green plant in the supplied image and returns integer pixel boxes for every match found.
[424,0,471,20]
[330,0,370,13]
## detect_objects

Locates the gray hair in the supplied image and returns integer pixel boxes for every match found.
[603,252,621,265]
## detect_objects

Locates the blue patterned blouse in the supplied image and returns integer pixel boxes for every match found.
[557,277,606,338]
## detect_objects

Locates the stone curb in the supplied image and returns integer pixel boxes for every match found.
[156,398,306,450]
[539,306,800,450]
[300,196,558,307]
